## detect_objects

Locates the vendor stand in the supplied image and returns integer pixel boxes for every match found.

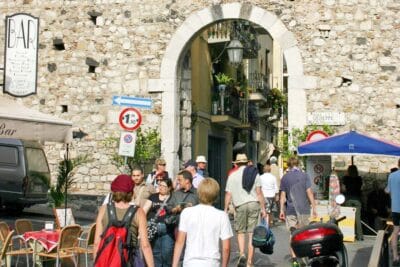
[297,130,400,242]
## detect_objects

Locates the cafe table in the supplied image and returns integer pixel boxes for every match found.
[23,229,61,266]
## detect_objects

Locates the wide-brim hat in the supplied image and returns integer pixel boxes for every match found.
[233,153,248,163]
[195,155,207,163]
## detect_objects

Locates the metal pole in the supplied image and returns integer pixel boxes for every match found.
[124,156,129,174]
[64,144,69,227]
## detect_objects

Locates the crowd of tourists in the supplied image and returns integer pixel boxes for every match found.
[92,154,400,267]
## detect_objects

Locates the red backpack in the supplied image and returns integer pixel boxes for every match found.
[94,203,137,267]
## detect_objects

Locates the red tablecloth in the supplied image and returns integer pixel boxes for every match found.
[23,230,60,252]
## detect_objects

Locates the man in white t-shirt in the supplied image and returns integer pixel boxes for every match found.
[260,163,279,225]
[172,178,233,267]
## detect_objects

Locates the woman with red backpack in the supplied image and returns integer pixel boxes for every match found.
[93,174,155,267]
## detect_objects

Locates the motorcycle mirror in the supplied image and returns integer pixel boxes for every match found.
[335,194,345,205]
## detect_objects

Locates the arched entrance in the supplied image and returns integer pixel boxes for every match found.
[159,3,307,176]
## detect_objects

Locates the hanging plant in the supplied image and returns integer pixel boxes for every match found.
[266,88,287,119]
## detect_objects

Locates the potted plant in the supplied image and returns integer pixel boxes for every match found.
[215,73,233,88]
[48,155,90,208]
[267,88,287,118]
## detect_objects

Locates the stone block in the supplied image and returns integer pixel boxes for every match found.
[248,5,265,23]
[284,47,304,76]
[221,2,242,19]
[269,19,288,41]
[257,9,278,31]
[196,6,214,25]
[279,31,298,50]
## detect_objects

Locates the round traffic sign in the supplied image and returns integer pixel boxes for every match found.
[306,130,329,142]
[118,108,142,131]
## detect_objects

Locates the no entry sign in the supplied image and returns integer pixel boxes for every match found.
[118,107,142,131]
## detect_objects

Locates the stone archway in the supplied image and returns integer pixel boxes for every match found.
[159,3,307,175]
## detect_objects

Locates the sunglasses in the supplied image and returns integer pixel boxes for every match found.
[158,163,166,166]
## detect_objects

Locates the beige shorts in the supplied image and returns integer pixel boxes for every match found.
[234,201,260,233]
[286,214,310,230]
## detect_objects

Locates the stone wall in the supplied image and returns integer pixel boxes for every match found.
[0,0,399,194]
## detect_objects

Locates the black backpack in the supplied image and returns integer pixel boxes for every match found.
[252,219,275,254]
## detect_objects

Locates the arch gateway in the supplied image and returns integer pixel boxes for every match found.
[158,3,308,175]
[1,0,398,195]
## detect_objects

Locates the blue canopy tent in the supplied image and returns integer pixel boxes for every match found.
[298,130,400,159]
[297,130,400,235]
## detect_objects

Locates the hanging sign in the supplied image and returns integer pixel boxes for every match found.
[118,131,137,157]
[4,13,39,97]
[118,107,142,131]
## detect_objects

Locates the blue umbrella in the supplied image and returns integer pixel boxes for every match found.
[298,130,400,157]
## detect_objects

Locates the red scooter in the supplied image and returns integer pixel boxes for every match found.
[290,195,348,267]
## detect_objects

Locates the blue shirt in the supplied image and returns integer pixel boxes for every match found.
[280,168,312,216]
[387,170,400,212]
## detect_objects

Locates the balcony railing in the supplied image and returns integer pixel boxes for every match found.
[211,87,258,128]
[248,72,270,95]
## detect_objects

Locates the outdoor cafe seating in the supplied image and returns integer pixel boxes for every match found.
[34,224,82,266]
[1,230,33,267]
[74,223,96,267]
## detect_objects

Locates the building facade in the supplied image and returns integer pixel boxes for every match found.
[0,0,399,195]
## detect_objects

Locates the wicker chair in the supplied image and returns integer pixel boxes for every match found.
[14,219,33,236]
[73,223,96,267]
[1,230,33,267]
[14,219,34,265]
[37,224,82,267]
[0,222,10,243]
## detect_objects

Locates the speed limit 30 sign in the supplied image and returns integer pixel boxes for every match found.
[119,107,142,131]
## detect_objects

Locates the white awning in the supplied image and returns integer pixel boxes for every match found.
[0,96,73,143]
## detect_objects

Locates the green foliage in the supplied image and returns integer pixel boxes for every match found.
[104,127,161,172]
[267,88,287,114]
[49,155,91,208]
[280,125,335,161]
[215,72,233,85]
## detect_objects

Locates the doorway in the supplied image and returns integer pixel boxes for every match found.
[208,136,226,209]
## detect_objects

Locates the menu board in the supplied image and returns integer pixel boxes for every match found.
[54,208,75,228]
[4,13,39,97]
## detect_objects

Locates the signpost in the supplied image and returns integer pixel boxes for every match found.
[118,131,137,157]
[112,95,152,109]
[118,108,142,172]
[118,107,142,131]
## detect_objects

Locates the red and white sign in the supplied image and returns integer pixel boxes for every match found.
[118,108,142,131]
[306,130,329,142]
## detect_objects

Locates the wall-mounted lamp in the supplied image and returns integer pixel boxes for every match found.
[227,39,243,67]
